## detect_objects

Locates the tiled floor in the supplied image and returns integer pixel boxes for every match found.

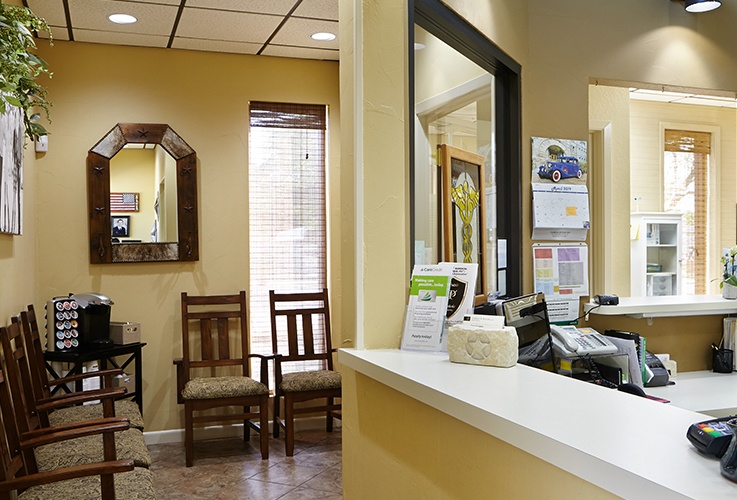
[149,429,342,499]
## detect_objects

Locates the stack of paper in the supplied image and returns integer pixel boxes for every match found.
[723,317,737,370]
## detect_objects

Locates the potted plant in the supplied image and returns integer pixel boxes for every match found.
[0,3,52,141]
[720,246,737,299]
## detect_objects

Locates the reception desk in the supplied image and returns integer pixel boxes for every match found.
[339,348,737,499]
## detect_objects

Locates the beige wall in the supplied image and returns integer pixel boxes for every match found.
[30,41,340,433]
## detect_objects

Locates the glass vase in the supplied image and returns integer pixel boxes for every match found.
[720,418,737,482]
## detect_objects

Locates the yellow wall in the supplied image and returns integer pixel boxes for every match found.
[30,41,340,433]
[342,368,617,499]
[110,149,156,242]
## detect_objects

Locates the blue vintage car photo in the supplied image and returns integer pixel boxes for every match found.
[538,156,582,182]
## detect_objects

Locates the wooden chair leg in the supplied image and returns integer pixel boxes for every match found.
[184,402,194,467]
[244,405,250,441]
[273,394,280,438]
[260,395,269,460]
[326,397,334,432]
[285,393,295,456]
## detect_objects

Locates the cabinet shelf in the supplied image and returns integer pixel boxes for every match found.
[631,212,683,297]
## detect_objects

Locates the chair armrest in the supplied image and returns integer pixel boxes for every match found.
[35,387,127,412]
[247,353,277,386]
[21,417,131,439]
[174,358,185,404]
[47,368,123,388]
[0,460,135,492]
[19,419,130,449]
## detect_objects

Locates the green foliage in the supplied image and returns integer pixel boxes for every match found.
[0,3,52,141]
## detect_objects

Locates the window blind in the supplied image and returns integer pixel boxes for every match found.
[664,129,710,295]
[248,101,327,379]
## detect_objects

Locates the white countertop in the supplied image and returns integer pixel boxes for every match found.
[584,295,737,318]
[646,371,737,416]
[339,348,737,499]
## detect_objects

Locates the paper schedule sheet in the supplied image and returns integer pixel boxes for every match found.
[533,243,589,298]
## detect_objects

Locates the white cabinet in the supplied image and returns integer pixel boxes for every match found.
[631,212,682,296]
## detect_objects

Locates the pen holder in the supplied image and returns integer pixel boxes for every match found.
[713,348,733,373]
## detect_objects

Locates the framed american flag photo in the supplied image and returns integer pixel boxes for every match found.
[110,192,139,212]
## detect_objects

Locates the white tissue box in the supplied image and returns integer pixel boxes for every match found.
[448,324,518,367]
[109,321,141,345]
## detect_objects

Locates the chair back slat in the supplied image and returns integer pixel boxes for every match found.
[302,314,315,355]
[218,318,231,359]
[200,318,213,360]
[20,306,53,426]
[181,291,250,381]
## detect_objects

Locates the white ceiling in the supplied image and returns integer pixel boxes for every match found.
[630,87,737,109]
[25,0,339,61]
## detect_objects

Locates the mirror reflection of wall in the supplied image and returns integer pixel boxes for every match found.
[110,145,178,243]
[589,82,737,296]
[413,24,497,296]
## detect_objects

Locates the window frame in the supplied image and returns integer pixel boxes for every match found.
[410,0,522,298]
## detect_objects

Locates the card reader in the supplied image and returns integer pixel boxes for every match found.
[687,416,736,458]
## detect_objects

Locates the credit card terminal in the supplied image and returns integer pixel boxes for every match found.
[686,416,736,458]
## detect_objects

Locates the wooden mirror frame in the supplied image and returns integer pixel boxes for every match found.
[87,123,199,264]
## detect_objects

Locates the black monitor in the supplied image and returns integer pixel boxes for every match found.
[499,293,557,373]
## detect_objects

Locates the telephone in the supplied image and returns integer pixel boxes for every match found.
[549,325,618,357]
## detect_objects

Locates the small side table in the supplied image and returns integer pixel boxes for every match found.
[43,342,146,416]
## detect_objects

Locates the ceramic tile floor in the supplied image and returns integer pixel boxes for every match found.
[148,429,342,499]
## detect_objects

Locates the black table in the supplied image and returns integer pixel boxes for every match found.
[43,342,146,415]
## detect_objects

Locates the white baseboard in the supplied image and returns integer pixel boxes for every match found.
[143,417,341,445]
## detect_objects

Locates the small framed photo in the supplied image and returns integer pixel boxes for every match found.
[111,215,130,238]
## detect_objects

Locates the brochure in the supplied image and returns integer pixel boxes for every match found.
[400,265,452,352]
[440,262,479,351]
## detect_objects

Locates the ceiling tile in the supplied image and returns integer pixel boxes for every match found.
[176,9,282,44]
[270,18,338,49]
[261,45,338,61]
[185,0,300,16]
[171,37,261,55]
[46,26,69,42]
[294,0,339,21]
[27,0,67,26]
[74,30,170,49]
[67,0,179,35]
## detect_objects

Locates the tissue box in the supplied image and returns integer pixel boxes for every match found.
[447,324,518,367]
[109,321,141,345]
[112,372,135,395]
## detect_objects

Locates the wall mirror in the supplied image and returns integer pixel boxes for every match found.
[87,123,198,264]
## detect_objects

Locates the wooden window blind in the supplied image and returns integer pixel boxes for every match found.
[248,101,327,377]
[664,129,710,295]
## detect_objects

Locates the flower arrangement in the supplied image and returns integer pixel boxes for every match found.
[720,246,737,288]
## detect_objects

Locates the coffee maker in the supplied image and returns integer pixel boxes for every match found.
[47,293,114,351]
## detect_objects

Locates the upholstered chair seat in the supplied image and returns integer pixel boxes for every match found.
[35,428,152,471]
[18,467,156,500]
[280,370,341,393]
[182,376,269,400]
[48,400,145,430]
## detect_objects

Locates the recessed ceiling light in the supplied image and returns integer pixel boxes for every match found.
[109,14,137,24]
[311,32,336,41]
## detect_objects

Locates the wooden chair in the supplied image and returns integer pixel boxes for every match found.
[1,320,152,473]
[269,289,341,456]
[174,291,270,466]
[0,324,154,500]
[19,305,144,430]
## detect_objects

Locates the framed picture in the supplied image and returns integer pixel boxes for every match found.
[439,144,487,304]
[110,192,140,212]
[0,105,24,235]
[111,215,130,238]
